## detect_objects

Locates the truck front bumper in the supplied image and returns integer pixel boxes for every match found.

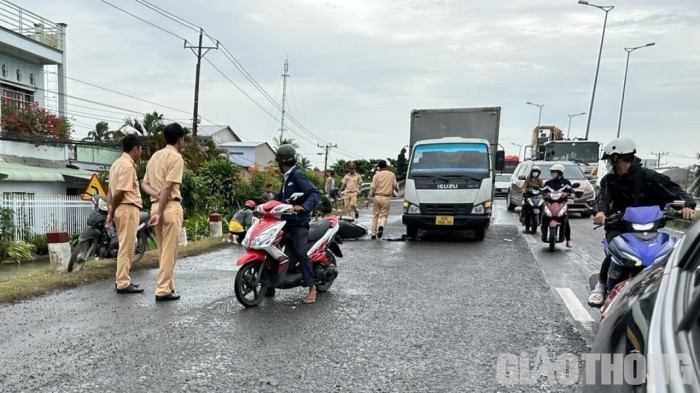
[402,214,491,229]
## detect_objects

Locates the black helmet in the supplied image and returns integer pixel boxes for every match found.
[275,144,297,165]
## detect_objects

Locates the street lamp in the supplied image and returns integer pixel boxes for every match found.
[617,42,655,137]
[567,112,586,139]
[526,101,544,127]
[511,142,524,159]
[578,0,614,140]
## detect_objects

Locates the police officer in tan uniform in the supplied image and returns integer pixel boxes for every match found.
[106,134,145,294]
[142,123,185,301]
[367,160,398,239]
[339,162,362,218]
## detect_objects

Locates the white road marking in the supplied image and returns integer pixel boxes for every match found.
[555,287,594,323]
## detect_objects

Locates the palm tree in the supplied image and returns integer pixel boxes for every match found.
[121,111,164,137]
[297,156,311,170]
[273,136,299,150]
[82,121,112,142]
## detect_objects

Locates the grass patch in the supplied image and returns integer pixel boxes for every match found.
[0,237,227,304]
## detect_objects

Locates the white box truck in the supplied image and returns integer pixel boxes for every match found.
[402,107,504,240]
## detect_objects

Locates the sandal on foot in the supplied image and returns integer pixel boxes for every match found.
[302,296,316,304]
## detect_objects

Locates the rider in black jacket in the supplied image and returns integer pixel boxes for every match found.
[588,137,696,307]
[542,163,574,249]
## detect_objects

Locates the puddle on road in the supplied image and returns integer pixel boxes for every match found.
[0,260,49,279]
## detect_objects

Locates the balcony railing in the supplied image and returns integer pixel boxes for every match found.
[0,0,64,51]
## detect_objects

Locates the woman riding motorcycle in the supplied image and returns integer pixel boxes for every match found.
[541,163,574,249]
[520,166,544,224]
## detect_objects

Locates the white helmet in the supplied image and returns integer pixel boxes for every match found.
[550,163,565,176]
[602,138,636,160]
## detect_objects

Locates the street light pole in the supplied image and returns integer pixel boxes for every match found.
[578,0,614,141]
[511,142,524,159]
[617,42,655,138]
[526,101,544,127]
[567,112,586,139]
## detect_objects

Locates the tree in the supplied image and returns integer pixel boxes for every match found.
[273,136,299,150]
[82,121,112,142]
[121,112,166,158]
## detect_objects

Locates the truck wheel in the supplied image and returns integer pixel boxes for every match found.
[406,225,418,238]
[507,192,516,211]
[474,227,485,241]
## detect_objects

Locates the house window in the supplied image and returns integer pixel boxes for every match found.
[1,64,6,78]
[16,69,22,82]
[1,84,34,109]
[29,73,35,85]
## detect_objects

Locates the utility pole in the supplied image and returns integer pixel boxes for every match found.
[650,151,668,168]
[279,58,289,142]
[184,28,219,146]
[318,143,337,175]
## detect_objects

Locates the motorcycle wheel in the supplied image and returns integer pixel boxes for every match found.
[234,261,268,308]
[548,231,556,252]
[316,251,337,292]
[68,239,95,272]
[133,232,148,264]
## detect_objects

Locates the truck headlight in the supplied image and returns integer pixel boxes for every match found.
[404,201,421,214]
[471,204,485,214]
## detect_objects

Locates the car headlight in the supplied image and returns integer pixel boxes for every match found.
[404,201,421,214]
[471,204,485,214]
[250,227,278,248]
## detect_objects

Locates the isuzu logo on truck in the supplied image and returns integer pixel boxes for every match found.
[437,184,459,189]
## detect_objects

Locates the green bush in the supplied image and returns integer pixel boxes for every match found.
[185,214,210,242]
[32,234,48,255]
[0,207,15,241]
[0,240,36,263]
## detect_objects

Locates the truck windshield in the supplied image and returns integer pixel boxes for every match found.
[545,142,599,163]
[409,143,489,179]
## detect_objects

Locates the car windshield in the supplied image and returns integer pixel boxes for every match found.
[545,142,599,163]
[537,163,586,180]
[495,175,510,182]
[409,143,489,179]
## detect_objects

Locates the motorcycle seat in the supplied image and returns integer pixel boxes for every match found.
[139,210,151,224]
[308,220,332,242]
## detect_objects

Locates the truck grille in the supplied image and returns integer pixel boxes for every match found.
[420,204,473,215]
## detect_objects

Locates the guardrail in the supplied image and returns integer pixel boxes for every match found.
[0,0,64,50]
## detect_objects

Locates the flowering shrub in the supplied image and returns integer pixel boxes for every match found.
[0,98,71,139]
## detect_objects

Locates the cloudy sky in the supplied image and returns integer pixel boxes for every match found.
[24,0,700,168]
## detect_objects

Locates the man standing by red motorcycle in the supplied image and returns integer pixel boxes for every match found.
[541,163,574,249]
[273,144,321,304]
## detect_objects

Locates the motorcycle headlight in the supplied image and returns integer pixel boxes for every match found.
[98,198,108,211]
[549,192,562,201]
[621,252,642,267]
[557,206,567,217]
[544,206,552,216]
[631,223,654,231]
[404,201,420,214]
[527,199,534,206]
[471,204,485,214]
[250,227,278,248]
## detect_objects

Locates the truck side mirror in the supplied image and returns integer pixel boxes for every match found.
[495,150,505,171]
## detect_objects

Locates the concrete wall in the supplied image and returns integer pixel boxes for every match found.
[254,144,275,166]
[213,129,239,144]
[0,181,68,195]
[0,139,71,160]
[75,145,121,165]
[0,51,45,104]
[224,145,256,167]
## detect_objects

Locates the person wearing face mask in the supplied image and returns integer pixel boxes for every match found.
[587,137,696,307]
[541,163,574,249]
[520,166,545,224]
[272,144,321,304]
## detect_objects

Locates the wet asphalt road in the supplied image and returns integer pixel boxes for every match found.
[0,199,593,392]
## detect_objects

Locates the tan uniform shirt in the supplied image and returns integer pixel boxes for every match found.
[370,170,398,196]
[144,145,184,202]
[342,173,362,193]
[109,153,142,207]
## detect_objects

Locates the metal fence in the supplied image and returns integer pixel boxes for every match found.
[0,0,65,50]
[0,194,92,242]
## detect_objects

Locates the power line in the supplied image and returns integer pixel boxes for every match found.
[99,0,190,42]
[132,0,200,32]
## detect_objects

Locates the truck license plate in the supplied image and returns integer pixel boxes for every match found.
[435,216,454,225]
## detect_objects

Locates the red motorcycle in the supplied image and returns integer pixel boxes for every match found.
[234,200,342,307]
[540,183,580,252]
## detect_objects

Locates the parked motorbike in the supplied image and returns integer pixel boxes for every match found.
[520,186,544,234]
[589,203,684,320]
[234,200,343,307]
[68,195,152,272]
[540,183,581,252]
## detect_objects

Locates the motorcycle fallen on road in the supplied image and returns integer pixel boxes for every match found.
[540,183,581,251]
[68,195,152,272]
[589,203,685,320]
[234,200,343,307]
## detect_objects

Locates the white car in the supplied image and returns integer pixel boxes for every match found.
[494,174,510,197]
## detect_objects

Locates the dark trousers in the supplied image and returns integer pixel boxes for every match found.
[599,229,624,285]
[541,218,571,241]
[286,224,314,288]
